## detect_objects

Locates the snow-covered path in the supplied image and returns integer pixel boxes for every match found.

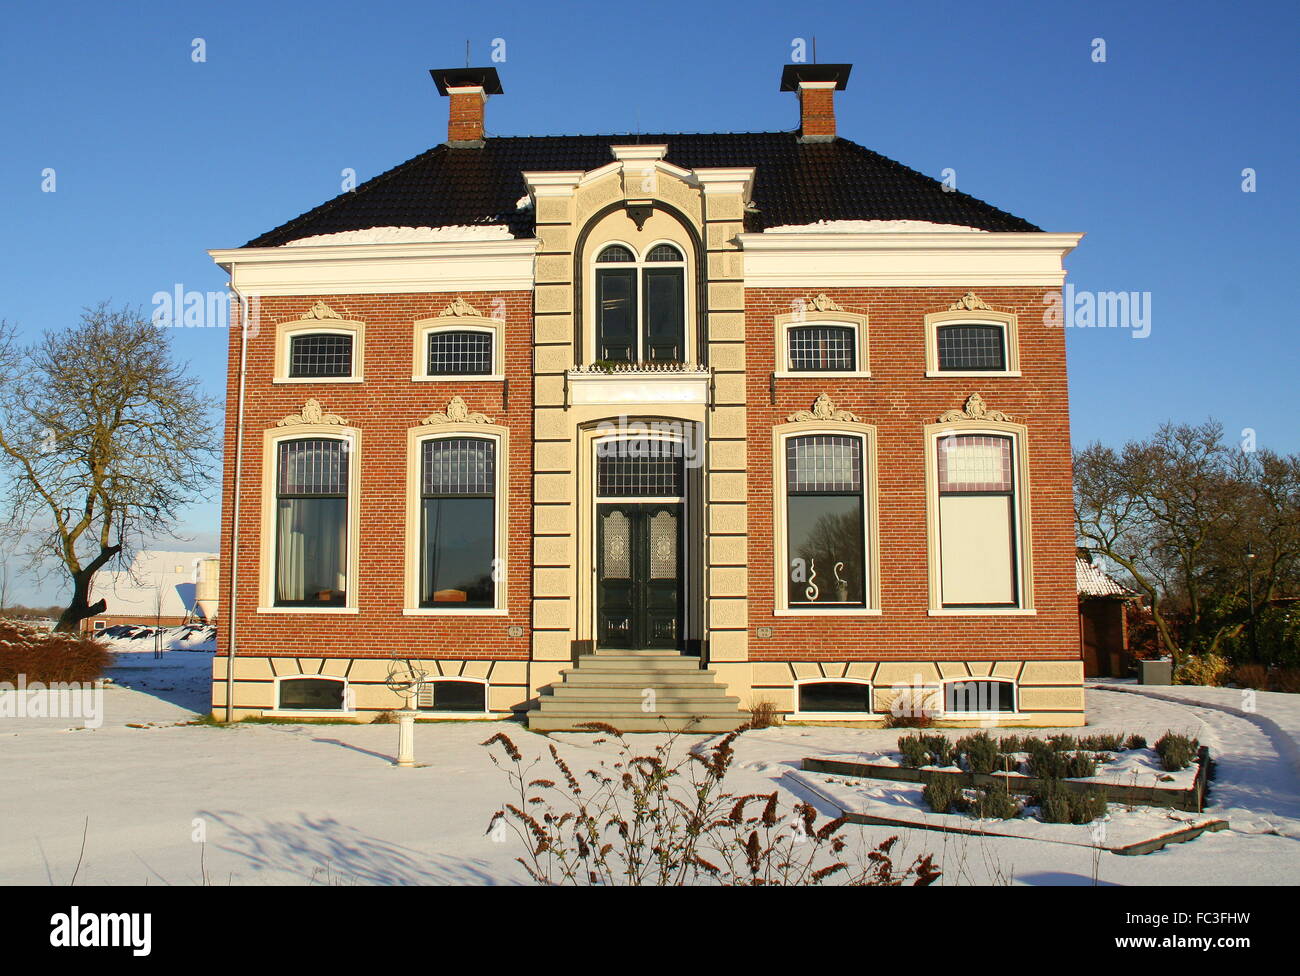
[1,653,1296,886]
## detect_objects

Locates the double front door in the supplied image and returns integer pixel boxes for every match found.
[596,502,683,650]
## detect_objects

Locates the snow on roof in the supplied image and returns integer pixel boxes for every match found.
[282,224,516,246]
[762,219,989,234]
[1076,556,1136,598]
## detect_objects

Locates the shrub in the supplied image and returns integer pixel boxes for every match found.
[0,619,111,684]
[749,699,781,730]
[1046,734,1078,752]
[483,725,942,886]
[919,734,956,767]
[1025,743,1095,779]
[997,735,1026,753]
[995,753,1022,774]
[1035,780,1108,824]
[1276,668,1300,693]
[922,774,961,814]
[1078,733,1125,752]
[956,731,999,774]
[965,786,1019,821]
[898,735,930,768]
[1124,734,1147,751]
[1231,663,1269,689]
[1176,653,1231,687]
[1154,732,1198,771]
[1065,751,1098,778]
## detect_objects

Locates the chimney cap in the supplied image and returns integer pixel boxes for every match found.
[429,66,504,96]
[779,63,851,91]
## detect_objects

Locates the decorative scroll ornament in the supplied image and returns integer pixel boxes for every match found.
[938,393,1014,424]
[300,301,344,320]
[949,292,992,312]
[787,393,860,424]
[277,398,348,427]
[808,293,843,312]
[421,396,494,426]
[442,297,480,317]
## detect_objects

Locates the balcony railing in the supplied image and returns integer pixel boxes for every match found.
[565,362,712,407]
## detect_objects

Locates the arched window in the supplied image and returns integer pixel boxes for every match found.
[275,438,349,606]
[420,437,497,608]
[594,242,687,363]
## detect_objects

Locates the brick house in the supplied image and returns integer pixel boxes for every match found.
[208,63,1085,729]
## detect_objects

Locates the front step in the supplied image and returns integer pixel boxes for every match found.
[528,649,748,734]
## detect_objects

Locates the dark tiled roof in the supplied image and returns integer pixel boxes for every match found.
[246,131,1038,247]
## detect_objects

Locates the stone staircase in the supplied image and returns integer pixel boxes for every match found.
[528,649,749,733]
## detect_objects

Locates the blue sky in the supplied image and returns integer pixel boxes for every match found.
[1,0,1296,603]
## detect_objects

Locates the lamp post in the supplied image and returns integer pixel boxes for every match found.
[1245,544,1260,661]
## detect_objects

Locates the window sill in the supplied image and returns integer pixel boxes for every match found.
[257,606,359,615]
[412,374,504,383]
[774,371,871,379]
[925,370,1021,378]
[935,711,1029,721]
[272,376,364,384]
[788,711,882,722]
[415,711,496,720]
[773,607,882,617]
[928,607,1036,617]
[402,607,508,616]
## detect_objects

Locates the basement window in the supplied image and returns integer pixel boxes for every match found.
[417,678,488,713]
[278,676,346,711]
[796,680,873,714]
[942,679,1016,714]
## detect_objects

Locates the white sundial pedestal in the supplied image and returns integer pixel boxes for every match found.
[385,659,430,768]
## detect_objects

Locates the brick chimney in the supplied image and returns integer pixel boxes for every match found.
[780,63,852,143]
[429,67,503,147]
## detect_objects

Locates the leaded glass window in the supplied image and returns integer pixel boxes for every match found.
[786,435,866,608]
[288,333,353,378]
[275,438,348,606]
[936,324,1006,371]
[789,325,856,372]
[427,330,492,375]
[420,438,496,608]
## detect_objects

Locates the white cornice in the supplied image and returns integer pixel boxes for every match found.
[738,231,1084,287]
[208,238,538,296]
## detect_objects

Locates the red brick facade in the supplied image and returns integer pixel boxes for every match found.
[744,286,1075,662]
[216,291,535,664]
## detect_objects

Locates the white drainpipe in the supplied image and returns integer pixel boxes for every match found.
[224,278,252,722]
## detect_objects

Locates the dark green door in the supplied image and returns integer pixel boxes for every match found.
[597,503,683,650]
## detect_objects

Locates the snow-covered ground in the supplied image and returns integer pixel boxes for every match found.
[1,652,1297,886]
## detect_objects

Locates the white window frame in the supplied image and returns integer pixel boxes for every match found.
[257,426,362,614]
[924,421,1035,615]
[937,677,1020,718]
[267,674,356,717]
[403,425,509,615]
[416,676,492,718]
[774,307,870,378]
[924,308,1020,377]
[587,238,692,364]
[412,316,505,382]
[274,322,365,384]
[790,677,875,721]
[771,421,881,616]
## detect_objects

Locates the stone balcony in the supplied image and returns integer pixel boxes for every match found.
[565,362,712,407]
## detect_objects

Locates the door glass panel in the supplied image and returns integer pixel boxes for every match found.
[648,510,677,578]
[643,267,684,361]
[602,510,631,578]
[596,267,636,361]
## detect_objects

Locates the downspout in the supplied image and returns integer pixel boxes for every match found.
[224,276,252,722]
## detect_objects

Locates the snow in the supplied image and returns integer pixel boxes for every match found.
[100,624,217,653]
[1,669,1296,885]
[282,225,516,246]
[763,220,990,234]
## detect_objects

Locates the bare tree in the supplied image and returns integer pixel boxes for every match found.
[1075,420,1300,667]
[0,304,220,632]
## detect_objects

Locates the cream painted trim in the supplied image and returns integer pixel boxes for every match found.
[402,423,510,614]
[738,232,1083,287]
[789,677,875,721]
[773,307,870,377]
[924,308,1021,377]
[771,421,882,615]
[258,424,362,613]
[274,320,365,383]
[209,239,538,297]
[411,315,505,382]
[923,420,1035,612]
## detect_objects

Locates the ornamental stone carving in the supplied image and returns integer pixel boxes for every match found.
[787,393,860,424]
[938,393,1014,424]
[299,301,344,320]
[948,292,992,312]
[277,398,348,427]
[420,396,494,426]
